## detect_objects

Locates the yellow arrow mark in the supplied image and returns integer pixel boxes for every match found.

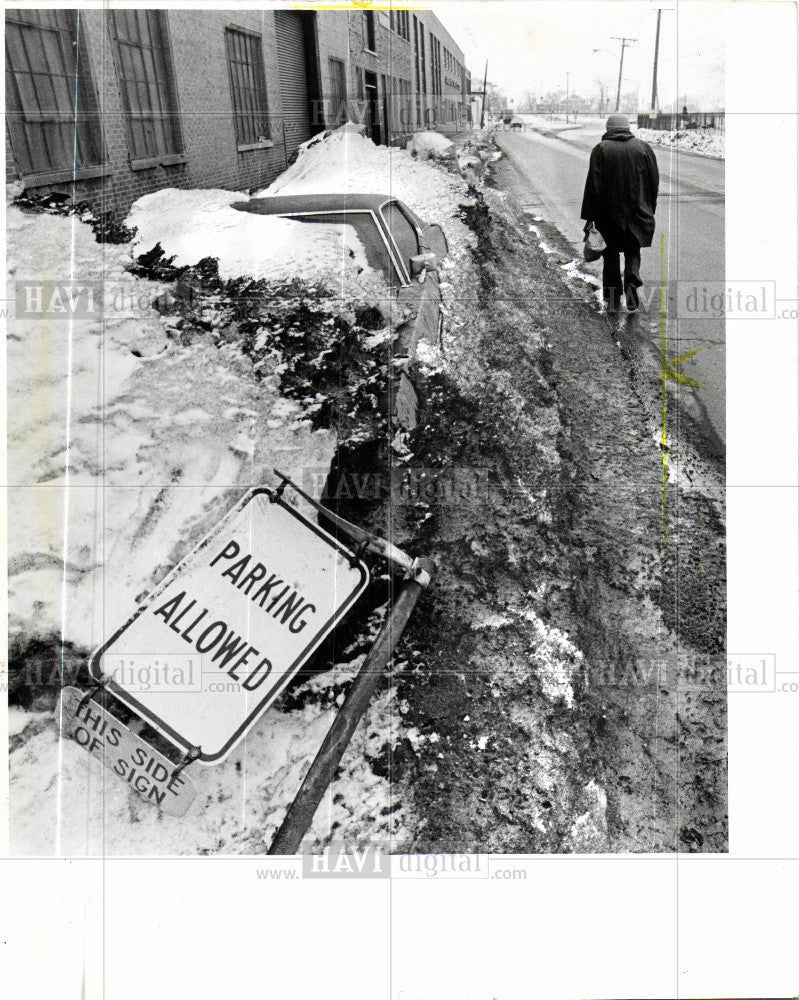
[665,345,704,388]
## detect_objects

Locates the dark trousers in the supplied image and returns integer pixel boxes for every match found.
[602,240,642,309]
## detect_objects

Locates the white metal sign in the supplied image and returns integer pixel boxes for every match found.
[89,489,369,763]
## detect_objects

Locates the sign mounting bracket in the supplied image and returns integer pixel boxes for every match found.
[271,469,432,589]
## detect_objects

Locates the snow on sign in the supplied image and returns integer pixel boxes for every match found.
[89,488,369,763]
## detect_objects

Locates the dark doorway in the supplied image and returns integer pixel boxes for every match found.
[381,73,391,144]
[363,70,381,145]
[274,10,321,161]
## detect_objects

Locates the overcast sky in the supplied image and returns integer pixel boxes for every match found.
[431,1,725,110]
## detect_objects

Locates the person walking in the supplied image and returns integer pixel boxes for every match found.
[581,113,659,311]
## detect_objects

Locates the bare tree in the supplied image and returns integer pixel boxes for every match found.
[620,88,639,114]
[517,89,538,113]
[484,81,509,117]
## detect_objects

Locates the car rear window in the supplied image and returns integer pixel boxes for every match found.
[286,211,402,285]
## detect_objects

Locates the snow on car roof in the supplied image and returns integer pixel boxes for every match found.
[234,193,426,228]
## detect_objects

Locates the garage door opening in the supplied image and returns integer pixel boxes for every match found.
[274,10,320,162]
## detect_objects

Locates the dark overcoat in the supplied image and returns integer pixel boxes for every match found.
[580,129,659,249]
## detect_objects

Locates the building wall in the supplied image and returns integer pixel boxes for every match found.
[6,8,471,218]
[7,10,298,216]
[375,11,416,141]
[167,10,287,194]
[346,9,414,144]
[343,9,472,142]
[79,11,190,218]
[415,9,470,132]
[312,10,351,130]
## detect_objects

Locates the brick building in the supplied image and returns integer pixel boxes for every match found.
[5,8,471,218]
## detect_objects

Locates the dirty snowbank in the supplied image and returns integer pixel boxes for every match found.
[6,205,415,855]
[406,130,454,159]
[6,206,335,655]
[636,126,724,158]
[7,125,489,855]
[126,187,373,285]
[258,123,474,256]
[10,669,412,856]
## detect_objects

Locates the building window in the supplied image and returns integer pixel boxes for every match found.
[5,9,104,182]
[109,10,182,163]
[328,56,347,125]
[412,16,426,127]
[389,11,410,42]
[363,11,376,52]
[225,27,270,147]
[431,35,442,97]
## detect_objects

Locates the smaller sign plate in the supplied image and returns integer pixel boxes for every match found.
[89,489,369,763]
[57,686,197,817]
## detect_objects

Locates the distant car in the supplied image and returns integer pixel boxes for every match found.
[232,193,450,428]
[501,109,513,124]
[510,117,524,129]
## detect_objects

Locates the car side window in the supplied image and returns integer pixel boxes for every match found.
[287,211,401,285]
[381,203,419,275]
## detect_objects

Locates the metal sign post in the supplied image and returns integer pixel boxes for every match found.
[60,471,431,828]
[265,471,433,853]
[269,556,433,855]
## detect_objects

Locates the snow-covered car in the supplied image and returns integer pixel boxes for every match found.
[232,193,448,359]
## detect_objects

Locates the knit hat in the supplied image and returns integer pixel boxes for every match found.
[606,113,630,130]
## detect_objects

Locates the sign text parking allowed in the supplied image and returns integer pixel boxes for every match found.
[90,490,369,763]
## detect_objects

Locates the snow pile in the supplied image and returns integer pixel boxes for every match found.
[406,130,454,159]
[637,127,724,158]
[258,123,473,255]
[9,672,414,856]
[485,604,583,708]
[7,205,417,857]
[565,779,608,851]
[456,133,503,187]
[6,122,485,856]
[126,187,372,284]
[6,206,336,653]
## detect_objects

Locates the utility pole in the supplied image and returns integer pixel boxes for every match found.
[565,71,570,123]
[610,36,637,112]
[480,60,488,128]
[650,10,662,112]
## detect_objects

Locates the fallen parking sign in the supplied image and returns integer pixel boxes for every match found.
[89,488,369,763]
